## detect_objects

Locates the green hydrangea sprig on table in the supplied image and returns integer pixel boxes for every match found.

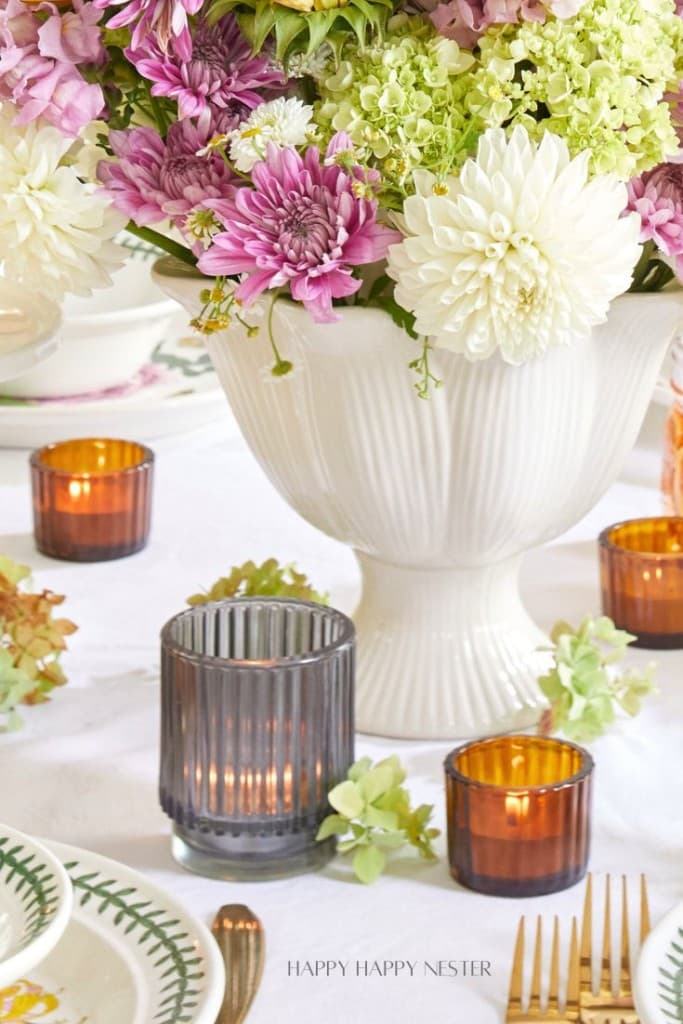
[0,556,78,731]
[316,756,440,884]
[187,558,329,605]
[537,616,655,743]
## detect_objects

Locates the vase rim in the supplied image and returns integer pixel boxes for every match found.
[598,517,683,561]
[160,597,355,670]
[443,734,594,793]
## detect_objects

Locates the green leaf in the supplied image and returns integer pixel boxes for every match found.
[251,0,278,52]
[328,780,364,819]
[305,9,338,54]
[275,11,308,61]
[359,764,394,803]
[316,814,350,841]
[362,806,399,831]
[348,757,372,783]
[353,844,386,884]
[0,556,31,587]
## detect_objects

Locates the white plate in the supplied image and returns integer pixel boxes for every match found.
[3,839,225,1024]
[0,316,234,448]
[635,900,683,1024]
[0,825,72,989]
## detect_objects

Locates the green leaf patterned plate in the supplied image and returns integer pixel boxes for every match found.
[636,900,683,1024]
[0,840,225,1024]
[0,825,72,988]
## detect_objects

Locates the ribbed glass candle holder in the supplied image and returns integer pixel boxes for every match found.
[31,438,153,562]
[160,598,355,880]
[599,518,683,649]
[445,735,593,898]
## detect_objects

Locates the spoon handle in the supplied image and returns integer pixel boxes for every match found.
[212,904,265,1024]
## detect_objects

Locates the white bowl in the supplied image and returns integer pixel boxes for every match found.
[0,281,61,384]
[1,260,179,399]
[0,824,73,988]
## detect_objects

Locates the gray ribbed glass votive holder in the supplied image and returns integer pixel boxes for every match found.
[160,598,355,880]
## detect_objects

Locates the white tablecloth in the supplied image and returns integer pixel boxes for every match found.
[1,403,682,1024]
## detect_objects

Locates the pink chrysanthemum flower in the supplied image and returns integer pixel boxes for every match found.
[0,0,105,135]
[98,114,239,252]
[427,0,582,47]
[198,134,401,323]
[627,172,683,276]
[127,15,284,120]
[93,0,202,57]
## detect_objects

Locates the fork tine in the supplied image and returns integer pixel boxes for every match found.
[506,916,525,1020]
[619,875,631,999]
[641,875,651,943]
[529,917,543,1013]
[566,917,580,1020]
[580,872,593,995]
[601,874,613,997]
[546,916,560,1012]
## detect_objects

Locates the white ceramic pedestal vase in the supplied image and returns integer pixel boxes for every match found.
[154,258,682,740]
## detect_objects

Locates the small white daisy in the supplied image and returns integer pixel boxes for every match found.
[229,98,314,173]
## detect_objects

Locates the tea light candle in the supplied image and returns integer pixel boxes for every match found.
[599,517,683,649]
[160,598,355,881]
[444,735,593,898]
[31,438,154,562]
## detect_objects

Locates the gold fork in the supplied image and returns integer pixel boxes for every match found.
[579,874,651,1024]
[506,916,580,1022]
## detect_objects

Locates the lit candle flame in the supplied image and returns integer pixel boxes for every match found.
[505,793,530,826]
[68,478,91,499]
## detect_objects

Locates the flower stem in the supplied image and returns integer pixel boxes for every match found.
[267,291,293,377]
[124,223,198,268]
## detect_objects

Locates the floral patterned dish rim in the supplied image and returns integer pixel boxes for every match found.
[26,839,226,1024]
[635,899,683,1024]
[0,825,72,989]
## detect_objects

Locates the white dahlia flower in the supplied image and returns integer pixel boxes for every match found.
[0,104,125,302]
[229,98,314,173]
[386,126,642,364]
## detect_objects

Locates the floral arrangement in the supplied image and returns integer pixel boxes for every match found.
[538,616,655,742]
[317,755,440,883]
[1,0,682,385]
[0,556,78,731]
[187,557,328,604]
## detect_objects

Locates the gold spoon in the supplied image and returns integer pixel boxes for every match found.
[211,905,265,1024]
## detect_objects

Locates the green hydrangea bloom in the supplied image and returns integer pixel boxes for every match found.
[463,0,683,179]
[315,15,482,206]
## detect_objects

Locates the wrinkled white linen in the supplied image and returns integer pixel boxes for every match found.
[0,407,681,1023]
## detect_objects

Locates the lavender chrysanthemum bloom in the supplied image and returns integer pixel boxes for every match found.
[429,0,583,46]
[198,134,401,323]
[98,114,239,252]
[627,171,683,277]
[127,15,285,120]
[93,0,202,58]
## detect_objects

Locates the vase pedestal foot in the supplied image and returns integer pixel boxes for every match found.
[353,553,549,740]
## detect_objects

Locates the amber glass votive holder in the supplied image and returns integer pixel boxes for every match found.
[599,517,683,649]
[445,735,593,898]
[31,438,154,562]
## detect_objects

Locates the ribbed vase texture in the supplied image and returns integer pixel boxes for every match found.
[153,259,682,740]
[159,599,355,877]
